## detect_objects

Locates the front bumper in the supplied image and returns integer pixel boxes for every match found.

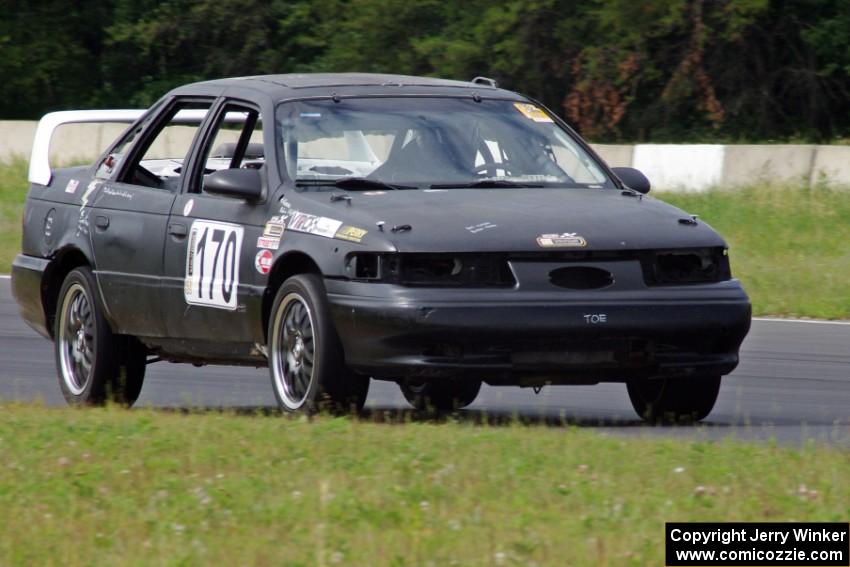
[326,278,751,383]
[11,254,51,339]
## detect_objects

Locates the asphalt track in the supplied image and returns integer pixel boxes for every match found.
[1,276,849,446]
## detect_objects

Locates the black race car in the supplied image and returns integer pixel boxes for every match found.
[12,73,751,422]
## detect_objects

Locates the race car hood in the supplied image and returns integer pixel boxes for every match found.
[295,187,727,252]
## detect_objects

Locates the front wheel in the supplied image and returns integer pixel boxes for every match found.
[627,375,721,424]
[400,379,482,411]
[55,267,146,406]
[268,274,368,414]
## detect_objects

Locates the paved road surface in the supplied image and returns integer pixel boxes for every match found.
[1,277,848,445]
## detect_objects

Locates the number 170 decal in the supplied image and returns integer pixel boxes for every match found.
[185,220,244,310]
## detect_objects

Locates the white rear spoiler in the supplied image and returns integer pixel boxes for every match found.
[28,110,145,186]
[28,108,219,186]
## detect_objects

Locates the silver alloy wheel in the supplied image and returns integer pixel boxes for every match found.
[58,283,95,396]
[270,292,316,410]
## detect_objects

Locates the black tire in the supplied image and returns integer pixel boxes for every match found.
[108,335,148,406]
[627,375,721,424]
[400,379,482,411]
[268,273,368,414]
[54,267,146,407]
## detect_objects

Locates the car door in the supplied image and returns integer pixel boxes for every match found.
[89,97,216,337]
[161,100,273,344]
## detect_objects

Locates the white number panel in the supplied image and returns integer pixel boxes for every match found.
[184,220,244,310]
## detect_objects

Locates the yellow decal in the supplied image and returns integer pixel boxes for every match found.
[514,102,553,123]
[335,226,368,243]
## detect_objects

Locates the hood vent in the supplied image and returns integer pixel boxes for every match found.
[549,266,614,290]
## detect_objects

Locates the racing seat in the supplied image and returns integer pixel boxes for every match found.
[369,128,470,183]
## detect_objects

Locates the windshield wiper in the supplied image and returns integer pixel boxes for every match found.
[430,179,543,189]
[296,177,416,191]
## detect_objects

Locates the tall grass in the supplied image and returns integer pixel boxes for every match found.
[661,184,850,319]
[0,159,27,273]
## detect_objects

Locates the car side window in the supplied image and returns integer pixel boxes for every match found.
[192,104,263,194]
[117,100,214,191]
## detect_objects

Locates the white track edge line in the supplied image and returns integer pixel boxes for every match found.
[752,317,850,326]
[0,275,9,279]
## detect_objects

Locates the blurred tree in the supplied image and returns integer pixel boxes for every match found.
[0,0,114,117]
[1,0,850,142]
[564,0,769,140]
[712,0,850,141]
[100,0,339,107]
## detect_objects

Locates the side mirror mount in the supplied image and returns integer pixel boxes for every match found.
[611,167,651,194]
[203,168,263,201]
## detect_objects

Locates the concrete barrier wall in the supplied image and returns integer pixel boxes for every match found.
[0,120,131,166]
[3,120,850,191]
[594,143,850,191]
[0,121,37,161]
[722,144,816,187]
[809,145,850,187]
[633,144,725,192]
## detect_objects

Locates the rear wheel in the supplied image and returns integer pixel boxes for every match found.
[400,379,482,411]
[268,274,368,414]
[627,375,721,424]
[55,267,146,406]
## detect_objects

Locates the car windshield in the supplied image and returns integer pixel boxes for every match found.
[275,97,614,189]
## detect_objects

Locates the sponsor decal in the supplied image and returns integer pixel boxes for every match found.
[76,180,100,237]
[263,216,286,237]
[278,197,292,214]
[334,225,368,243]
[65,179,79,194]
[536,232,587,248]
[185,229,196,296]
[286,211,342,238]
[257,236,280,250]
[255,249,273,275]
[183,198,194,217]
[513,102,554,123]
[505,174,559,182]
[466,221,497,234]
[80,180,99,211]
[103,187,132,200]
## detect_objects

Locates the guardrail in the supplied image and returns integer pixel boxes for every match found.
[2,120,849,191]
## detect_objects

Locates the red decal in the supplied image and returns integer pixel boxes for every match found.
[255,249,273,275]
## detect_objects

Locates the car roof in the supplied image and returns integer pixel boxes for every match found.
[174,73,525,101]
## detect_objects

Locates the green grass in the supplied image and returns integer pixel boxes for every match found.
[660,184,850,319]
[0,404,848,566]
[0,159,27,273]
[0,160,848,317]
